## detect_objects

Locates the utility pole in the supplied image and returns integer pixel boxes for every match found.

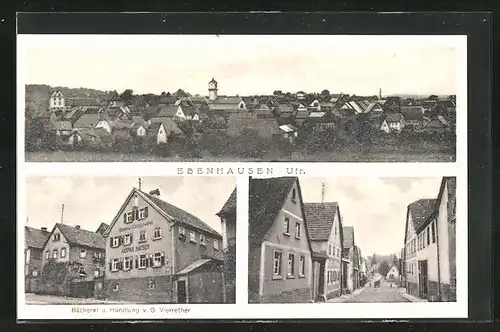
[321,182,325,204]
[138,177,142,191]
[60,204,65,224]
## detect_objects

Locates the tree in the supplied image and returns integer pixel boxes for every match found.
[320,89,330,98]
[371,253,377,266]
[378,260,391,277]
[428,94,439,100]
[120,89,134,103]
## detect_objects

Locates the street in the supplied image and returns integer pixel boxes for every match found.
[25,293,134,305]
[342,278,410,303]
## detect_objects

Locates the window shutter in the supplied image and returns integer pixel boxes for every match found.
[160,252,165,266]
[123,213,127,223]
[119,235,124,246]
[135,209,140,221]
[143,207,148,218]
[149,254,154,268]
[109,262,112,271]
[110,237,114,248]
[134,256,138,269]
[130,234,133,243]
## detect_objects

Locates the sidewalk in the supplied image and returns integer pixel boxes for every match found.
[398,288,428,302]
[326,287,366,303]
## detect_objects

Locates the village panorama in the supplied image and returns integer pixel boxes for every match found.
[24,78,457,162]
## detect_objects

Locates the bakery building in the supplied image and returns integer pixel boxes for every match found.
[103,187,225,303]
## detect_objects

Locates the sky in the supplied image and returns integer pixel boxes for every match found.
[299,177,443,258]
[18,34,461,96]
[25,176,236,234]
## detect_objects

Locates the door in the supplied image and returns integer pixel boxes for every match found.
[418,260,428,299]
[177,280,187,304]
[318,263,325,298]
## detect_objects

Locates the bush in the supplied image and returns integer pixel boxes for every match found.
[199,130,231,157]
[232,128,271,159]
[153,143,172,157]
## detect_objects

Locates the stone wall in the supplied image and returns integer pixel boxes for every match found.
[259,287,312,303]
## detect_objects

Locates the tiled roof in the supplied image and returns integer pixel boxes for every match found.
[175,258,212,276]
[95,223,109,235]
[211,96,243,105]
[73,113,100,128]
[216,188,237,216]
[303,202,339,241]
[149,117,184,135]
[408,199,437,231]
[142,191,221,237]
[56,223,106,250]
[156,105,179,117]
[249,177,297,244]
[343,226,355,248]
[401,106,424,121]
[25,226,51,249]
[385,112,404,122]
[278,104,293,113]
[227,116,280,138]
[67,98,104,107]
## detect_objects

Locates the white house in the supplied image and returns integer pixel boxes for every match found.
[49,90,65,109]
[95,119,112,134]
[386,265,400,280]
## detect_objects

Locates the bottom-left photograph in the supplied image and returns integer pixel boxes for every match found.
[22,176,237,304]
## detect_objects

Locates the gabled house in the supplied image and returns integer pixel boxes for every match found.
[216,188,237,304]
[380,113,405,133]
[248,177,314,303]
[73,114,112,134]
[341,226,357,294]
[49,90,65,110]
[103,187,224,303]
[41,223,106,296]
[420,115,451,133]
[401,106,425,129]
[303,202,344,302]
[25,226,51,291]
[147,119,184,145]
[386,265,400,280]
[295,91,306,100]
[208,96,247,111]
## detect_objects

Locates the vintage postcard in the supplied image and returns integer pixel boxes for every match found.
[20,176,236,312]
[18,34,462,163]
[247,176,465,309]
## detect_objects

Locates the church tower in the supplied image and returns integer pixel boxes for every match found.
[208,77,218,101]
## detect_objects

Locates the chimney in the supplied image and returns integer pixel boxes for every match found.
[41,227,47,232]
[149,189,161,196]
[75,225,81,230]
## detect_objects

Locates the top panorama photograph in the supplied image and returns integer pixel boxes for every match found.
[20,35,459,162]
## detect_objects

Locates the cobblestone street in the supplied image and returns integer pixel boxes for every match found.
[341,279,410,303]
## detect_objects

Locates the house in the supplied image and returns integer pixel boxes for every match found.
[303,202,344,302]
[95,223,110,236]
[208,96,247,112]
[226,115,280,139]
[340,100,372,114]
[403,178,456,302]
[24,226,51,292]
[380,112,405,133]
[178,104,200,121]
[216,188,237,304]
[248,177,314,303]
[420,115,451,133]
[277,103,294,118]
[148,119,184,145]
[295,91,306,100]
[359,257,367,286]
[386,265,400,280]
[401,106,425,129]
[341,226,357,294]
[102,187,224,303]
[40,223,106,297]
[73,114,112,134]
[51,119,73,136]
[109,100,126,108]
[49,90,65,110]
[154,105,182,119]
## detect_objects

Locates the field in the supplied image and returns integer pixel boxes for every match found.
[25,147,455,162]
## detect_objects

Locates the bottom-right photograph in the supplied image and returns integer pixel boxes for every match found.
[248,176,457,304]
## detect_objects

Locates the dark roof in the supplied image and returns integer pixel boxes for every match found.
[303,202,339,241]
[384,112,404,122]
[408,199,437,231]
[25,226,51,249]
[343,226,355,248]
[216,188,237,216]
[156,105,179,117]
[95,222,109,235]
[142,191,221,237]
[73,113,101,128]
[56,223,106,250]
[227,116,280,138]
[249,177,297,244]
[402,106,424,121]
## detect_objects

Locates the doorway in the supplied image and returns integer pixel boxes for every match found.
[177,280,187,304]
[418,260,428,299]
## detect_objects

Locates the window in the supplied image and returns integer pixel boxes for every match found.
[179,227,186,237]
[52,249,58,259]
[123,234,132,245]
[124,257,132,271]
[295,222,301,239]
[53,233,60,241]
[139,207,148,220]
[78,266,86,277]
[327,271,330,283]
[153,252,163,267]
[431,221,436,243]
[190,231,197,243]
[138,254,147,269]
[214,239,220,251]
[273,251,282,276]
[61,248,66,258]
[148,278,156,289]
[80,249,87,258]
[111,258,119,272]
[93,269,100,278]
[124,211,134,224]
[288,253,295,277]
[427,227,430,245]
[111,236,120,248]
[291,189,297,203]
[139,230,147,242]
[284,217,290,234]
[153,227,162,240]
[133,195,139,207]
[32,268,39,277]
[45,251,49,260]
[113,283,119,292]
[200,234,206,245]
[299,255,305,277]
